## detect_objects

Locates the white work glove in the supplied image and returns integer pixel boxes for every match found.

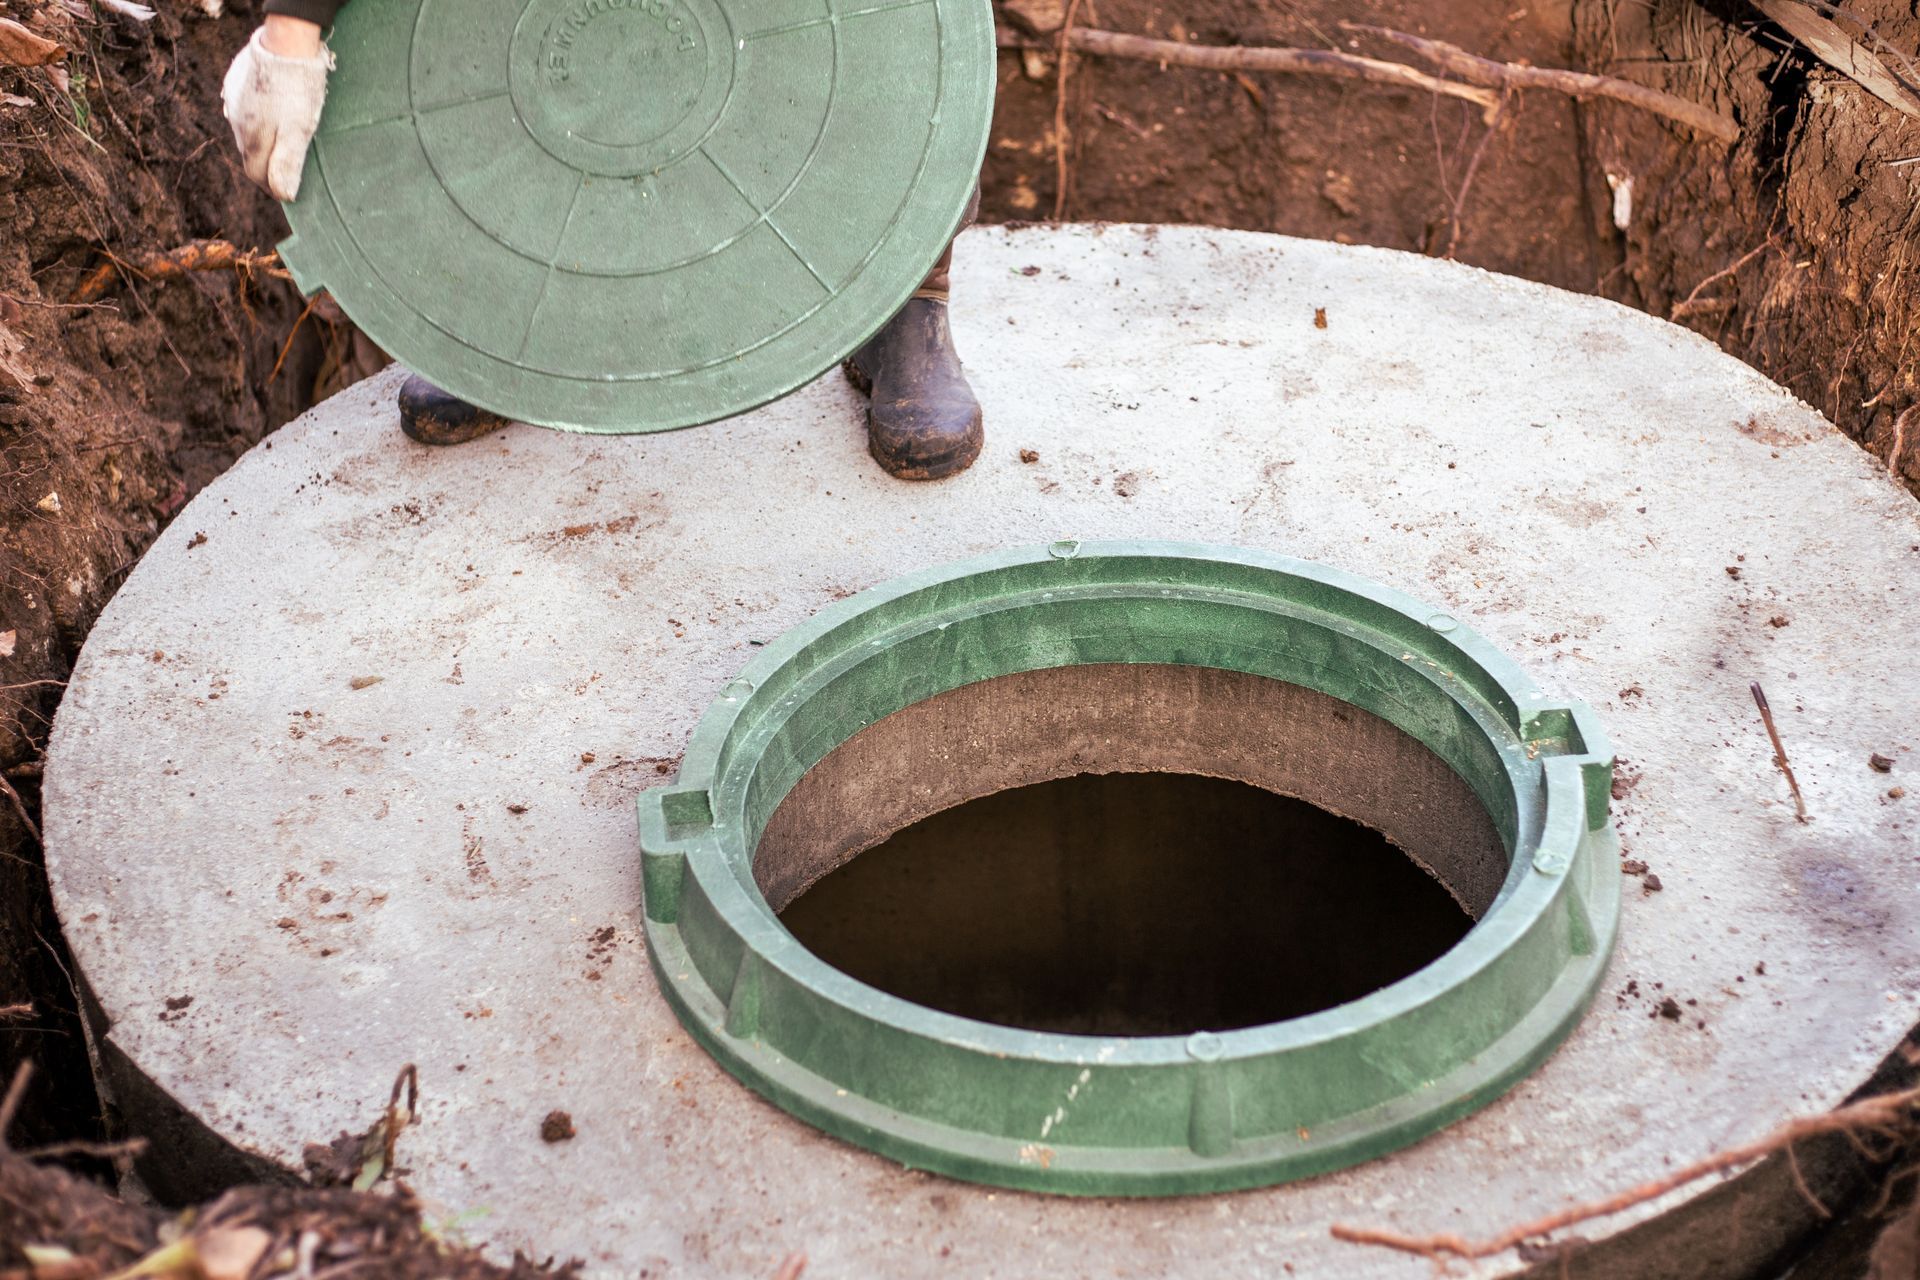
[221,27,334,202]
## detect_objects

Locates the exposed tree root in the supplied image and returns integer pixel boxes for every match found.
[999,26,1501,115]
[1331,1083,1920,1263]
[1342,22,1743,140]
[997,23,1740,141]
[69,240,288,306]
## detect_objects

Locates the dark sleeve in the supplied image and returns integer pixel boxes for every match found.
[262,0,346,24]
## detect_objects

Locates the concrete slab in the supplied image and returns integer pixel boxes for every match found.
[43,225,1920,1278]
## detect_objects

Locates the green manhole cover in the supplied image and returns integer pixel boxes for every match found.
[276,0,995,432]
[638,542,1621,1195]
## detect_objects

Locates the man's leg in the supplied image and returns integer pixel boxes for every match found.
[399,185,987,463]
[844,186,984,481]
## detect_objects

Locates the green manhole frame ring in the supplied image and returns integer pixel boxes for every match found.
[638,541,1620,1196]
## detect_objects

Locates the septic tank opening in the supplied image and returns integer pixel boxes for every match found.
[755,661,1511,1037]
[642,544,1616,1194]
[779,770,1473,1036]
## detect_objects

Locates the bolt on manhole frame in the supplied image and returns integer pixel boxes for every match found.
[637,541,1620,1196]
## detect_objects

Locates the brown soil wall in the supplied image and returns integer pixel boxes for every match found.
[1570,0,1919,484]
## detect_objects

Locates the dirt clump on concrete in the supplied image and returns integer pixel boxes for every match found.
[539,1110,577,1144]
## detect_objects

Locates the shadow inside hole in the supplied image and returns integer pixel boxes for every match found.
[778,772,1473,1037]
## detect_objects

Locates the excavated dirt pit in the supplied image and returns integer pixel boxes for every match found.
[1,0,1917,1272]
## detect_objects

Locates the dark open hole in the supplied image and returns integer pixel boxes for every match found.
[778,771,1474,1037]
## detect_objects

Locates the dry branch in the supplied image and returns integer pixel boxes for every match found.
[996,27,1502,115]
[0,1062,30,1145]
[0,772,39,848]
[1753,0,1920,118]
[1333,1083,1920,1262]
[1342,22,1741,141]
[71,240,289,305]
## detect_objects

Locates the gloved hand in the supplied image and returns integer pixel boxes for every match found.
[221,23,334,202]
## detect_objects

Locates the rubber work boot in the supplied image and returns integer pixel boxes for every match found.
[843,291,984,481]
[397,374,511,446]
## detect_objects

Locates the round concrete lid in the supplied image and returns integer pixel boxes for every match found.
[43,227,1920,1277]
[276,0,994,431]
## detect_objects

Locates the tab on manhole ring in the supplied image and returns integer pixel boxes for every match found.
[638,542,1619,1195]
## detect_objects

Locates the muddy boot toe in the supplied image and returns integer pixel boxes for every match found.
[844,295,983,481]
[398,374,511,447]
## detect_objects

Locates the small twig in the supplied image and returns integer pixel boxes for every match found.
[1671,240,1777,319]
[1333,1083,1920,1262]
[0,680,67,692]
[1445,91,1512,258]
[0,1061,32,1147]
[1090,101,1152,139]
[1050,0,1088,220]
[0,771,40,847]
[1342,21,1741,141]
[1784,1141,1831,1218]
[1670,296,1739,319]
[0,292,115,312]
[771,1254,808,1280]
[270,294,319,385]
[0,1002,32,1019]
[16,1136,149,1162]
[383,1062,419,1175]
[1751,682,1809,821]
[998,27,1501,116]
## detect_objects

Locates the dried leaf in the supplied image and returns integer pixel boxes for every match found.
[195,1226,273,1280]
[1,92,33,107]
[101,1237,197,1280]
[97,0,157,19]
[195,0,224,13]
[0,17,66,67]
[19,1244,77,1267]
[0,320,30,392]
[350,1151,387,1192]
[0,631,15,658]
